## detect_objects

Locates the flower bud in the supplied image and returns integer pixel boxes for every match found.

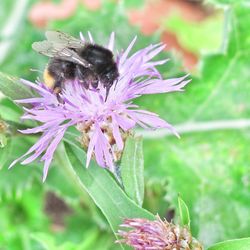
[117,216,203,250]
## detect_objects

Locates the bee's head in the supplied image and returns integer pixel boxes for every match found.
[101,64,119,85]
[101,65,119,101]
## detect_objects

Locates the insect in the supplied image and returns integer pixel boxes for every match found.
[32,31,119,100]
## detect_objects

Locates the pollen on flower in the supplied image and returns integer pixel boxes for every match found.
[76,121,93,149]
[77,116,131,164]
[116,216,203,250]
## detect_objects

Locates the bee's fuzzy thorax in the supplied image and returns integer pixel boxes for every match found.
[37,31,118,99]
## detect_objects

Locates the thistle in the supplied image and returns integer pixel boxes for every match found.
[10,32,190,181]
[117,216,203,250]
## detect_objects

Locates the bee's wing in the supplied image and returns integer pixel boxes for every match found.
[45,30,84,48]
[32,41,92,68]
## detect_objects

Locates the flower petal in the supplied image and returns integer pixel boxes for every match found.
[41,127,67,181]
[111,115,124,150]
[119,36,137,65]
[86,125,99,167]
[88,31,94,43]
[107,32,115,51]
[138,76,190,95]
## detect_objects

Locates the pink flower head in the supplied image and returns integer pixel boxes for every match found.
[117,216,203,250]
[10,32,190,181]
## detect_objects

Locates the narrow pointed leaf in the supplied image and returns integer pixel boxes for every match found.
[178,195,191,229]
[120,136,144,206]
[0,72,34,100]
[0,138,11,169]
[63,131,154,247]
[207,238,250,250]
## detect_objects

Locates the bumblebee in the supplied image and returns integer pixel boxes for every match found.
[32,31,119,99]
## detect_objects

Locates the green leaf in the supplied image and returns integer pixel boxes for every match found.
[120,136,144,206]
[207,238,250,250]
[0,72,34,100]
[0,138,11,170]
[0,136,40,201]
[63,131,154,234]
[178,195,191,229]
[0,98,23,123]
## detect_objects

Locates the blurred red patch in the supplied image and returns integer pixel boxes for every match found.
[82,0,101,10]
[127,0,213,70]
[161,31,198,70]
[29,0,101,28]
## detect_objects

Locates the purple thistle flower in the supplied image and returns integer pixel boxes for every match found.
[10,32,190,181]
[117,216,203,250]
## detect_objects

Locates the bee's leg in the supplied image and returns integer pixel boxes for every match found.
[75,65,90,89]
[53,75,65,94]
[53,81,62,94]
[90,75,99,90]
[104,85,111,101]
[104,81,113,101]
[75,65,99,90]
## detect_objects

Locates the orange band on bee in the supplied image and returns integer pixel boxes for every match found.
[43,68,55,88]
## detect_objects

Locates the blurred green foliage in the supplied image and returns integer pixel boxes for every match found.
[0,0,250,249]
[165,13,223,54]
[141,0,250,247]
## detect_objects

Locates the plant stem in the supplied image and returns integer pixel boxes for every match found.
[138,119,250,139]
[0,0,30,65]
